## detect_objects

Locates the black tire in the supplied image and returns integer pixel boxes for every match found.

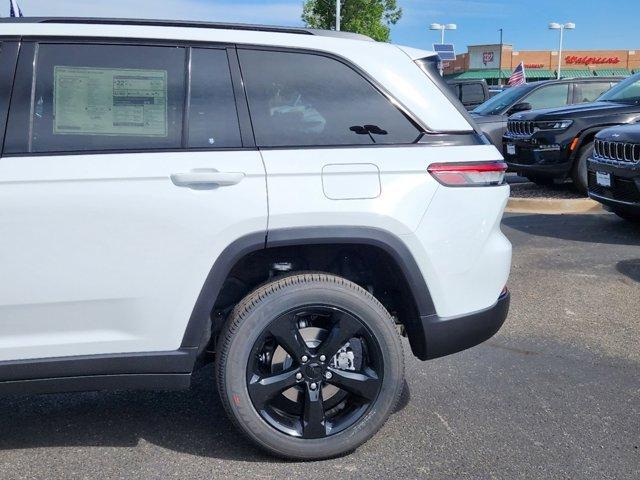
[525,174,554,186]
[215,273,404,460]
[611,208,640,223]
[571,142,593,195]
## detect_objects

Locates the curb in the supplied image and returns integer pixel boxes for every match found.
[506,197,605,215]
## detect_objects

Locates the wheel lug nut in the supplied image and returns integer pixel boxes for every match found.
[325,371,333,380]
[295,372,303,381]
[309,382,317,390]
[301,355,309,363]
[319,355,326,362]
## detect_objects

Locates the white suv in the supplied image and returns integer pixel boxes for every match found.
[0,18,511,459]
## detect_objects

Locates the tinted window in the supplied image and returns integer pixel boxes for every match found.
[460,83,486,104]
[598,74,640,103]
[0,42,18,150]
[188,48,241,148]
[471,84,533,116]
[238,49,421,147]
[575,82,614,103]
[28,44,186,153]
[523,84,569,110]
[446,83,460,98]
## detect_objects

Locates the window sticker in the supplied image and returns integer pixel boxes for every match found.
[53,66,168,137]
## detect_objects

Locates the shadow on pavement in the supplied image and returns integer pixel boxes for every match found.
[0,364,411,461]
[503,213,640,246]
[616,259,640,283]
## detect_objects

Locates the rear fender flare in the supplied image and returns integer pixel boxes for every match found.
[180,227,436,361]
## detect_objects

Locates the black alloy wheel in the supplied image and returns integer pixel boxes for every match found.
[216,273,404,460]
[246,305,383,439]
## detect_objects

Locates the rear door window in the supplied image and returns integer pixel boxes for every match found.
[446,83,461,99]
[522,83,570,110]
[10,43,187,153]
[460,83,486,105]
[5,43,245,154]
[238,49,422,147]
[574,82,615,103]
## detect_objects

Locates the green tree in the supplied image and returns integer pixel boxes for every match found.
[302,0,402,42]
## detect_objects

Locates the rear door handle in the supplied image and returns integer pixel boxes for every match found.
[170,169,245,189]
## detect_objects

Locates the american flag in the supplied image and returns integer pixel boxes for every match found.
[508,62,526,86]
[9,0,23,18]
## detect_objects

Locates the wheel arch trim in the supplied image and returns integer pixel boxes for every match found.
[180,226,437,359]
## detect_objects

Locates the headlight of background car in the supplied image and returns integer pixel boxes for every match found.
[535,120,573,130]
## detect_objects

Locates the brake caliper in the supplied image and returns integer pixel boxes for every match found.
[330,340,363,371]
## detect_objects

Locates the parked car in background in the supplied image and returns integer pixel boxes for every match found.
[446,79,490,110]
[502,73,640,192]
[588,124,640,222]
[473,77,621,153]
[489,85,508,98]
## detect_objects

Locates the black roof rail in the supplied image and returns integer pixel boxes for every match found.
[0,17,374,41]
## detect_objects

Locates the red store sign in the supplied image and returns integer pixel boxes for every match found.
[565,55,621,65]
[482,52,494,63]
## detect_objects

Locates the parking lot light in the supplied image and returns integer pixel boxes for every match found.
[549,22,576,79]
[429,22,457,45]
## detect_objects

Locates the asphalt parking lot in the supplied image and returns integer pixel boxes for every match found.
[0,213,638,480]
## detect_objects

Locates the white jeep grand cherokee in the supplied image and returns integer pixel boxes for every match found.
[0,18,511,459]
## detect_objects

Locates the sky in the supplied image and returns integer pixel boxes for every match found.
[6,0,640,54]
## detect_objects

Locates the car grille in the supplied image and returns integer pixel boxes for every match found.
[506,120,535,136]
[588,172,640,203]
[593,139,640,163]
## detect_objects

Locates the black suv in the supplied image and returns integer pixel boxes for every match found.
[502,73,640,192]
[473,77,619,153]
[587,124,640,222]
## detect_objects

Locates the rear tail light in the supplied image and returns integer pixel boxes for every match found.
[427,161,508,187]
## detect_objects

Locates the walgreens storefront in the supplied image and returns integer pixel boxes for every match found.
[445,44,639,85]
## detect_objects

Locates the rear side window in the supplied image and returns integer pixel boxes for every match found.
[29,44,186,153]
[460,83,486,104]
[446,83,460,99]
[574,82,614,103]
[238,49,421,147]
[523,84,570,110]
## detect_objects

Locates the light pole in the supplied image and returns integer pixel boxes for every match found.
[429,23,457,76]
[336,0,341,31]
[498,28,503,86]
[549,22,575,79]
[429,23,457,45]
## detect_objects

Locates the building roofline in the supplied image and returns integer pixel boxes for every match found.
[467,43,514,48]
[0,17,374,41]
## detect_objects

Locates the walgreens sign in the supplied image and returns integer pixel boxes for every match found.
[565,55,621,65]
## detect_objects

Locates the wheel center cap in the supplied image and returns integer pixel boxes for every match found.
[304,363,323,381]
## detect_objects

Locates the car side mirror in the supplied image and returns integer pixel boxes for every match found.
[508,102,532,115]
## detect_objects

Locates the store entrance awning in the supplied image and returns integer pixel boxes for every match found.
[448,69,512,80]
[560,69,594,78]
[594,69,631,77]
[523,69,555,79]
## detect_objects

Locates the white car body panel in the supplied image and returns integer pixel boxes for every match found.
[263,144,509,317]
[0,151,267,360]
[403,185,511,317]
